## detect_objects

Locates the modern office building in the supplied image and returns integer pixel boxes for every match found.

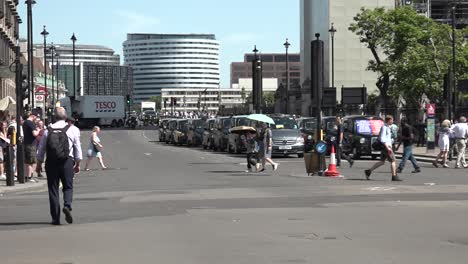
[299,0,394,115]
[230,53,300,88]
[123,33,220,102]
[0,0,21,110]
[161,88,243,112]
[57,64,133,98]
[402,0,468,28]
[34,44,120,66]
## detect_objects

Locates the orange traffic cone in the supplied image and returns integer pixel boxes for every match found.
[325,145,341,177]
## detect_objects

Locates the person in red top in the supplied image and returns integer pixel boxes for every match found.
[35,119,45,177]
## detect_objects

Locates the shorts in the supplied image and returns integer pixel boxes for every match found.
[0,147,3,162]
[24,144,37,164]
[380,148,396,162]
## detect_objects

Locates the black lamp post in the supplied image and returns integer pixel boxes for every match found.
[283,38,290,114]
[71,33,77,97]
[50,43,55,112]
[40,25,48,115]
[328,23,337,89]
[451,5,456,120]
[55,52,59,106]
[26,0,36,109]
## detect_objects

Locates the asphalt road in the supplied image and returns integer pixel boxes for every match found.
[1,128,468,264]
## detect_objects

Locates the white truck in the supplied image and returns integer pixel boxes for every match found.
[141,101,156,112]
[59,95,126,128]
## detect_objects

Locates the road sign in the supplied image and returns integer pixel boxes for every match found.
[341,87,367,105]
[426,104,436,117]
[315,141,327,154]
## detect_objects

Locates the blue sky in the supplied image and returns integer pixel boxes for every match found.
[18,0,300,87]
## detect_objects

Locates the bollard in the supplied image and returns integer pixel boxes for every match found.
[5,145,14,186]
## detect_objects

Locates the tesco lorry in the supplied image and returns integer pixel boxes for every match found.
[59,95,126,128]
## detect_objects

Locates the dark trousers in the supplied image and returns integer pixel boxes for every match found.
[247,152,258,169]
[46,158,74,223]
[398,145,419,170]
[335,142,352,166]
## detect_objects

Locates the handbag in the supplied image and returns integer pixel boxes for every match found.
[93,142,102,152]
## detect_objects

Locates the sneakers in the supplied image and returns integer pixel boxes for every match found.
[397,167,403,173]
[27,177,38,183]
[411,168,421,173]
[392,175,403,181]
[349,160,354,168]
[365,170,371,180]
[432,161,439,168]
[0,174,6,181]
[245,168,252,173]
[272,163,279,171]
[443,164,450,168]
[63,207,73,224]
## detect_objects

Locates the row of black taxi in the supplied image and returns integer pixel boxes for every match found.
[158,115,384,159]
[298,115,385,159]
[158,115,306,158]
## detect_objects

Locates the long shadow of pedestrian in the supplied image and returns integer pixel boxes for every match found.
[0,222,50,226]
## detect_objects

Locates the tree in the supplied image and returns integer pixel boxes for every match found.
[243,92,276,107]
[148,95,162,110]
[349,7,468,114]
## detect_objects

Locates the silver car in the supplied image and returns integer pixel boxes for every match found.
[270,115,305,158]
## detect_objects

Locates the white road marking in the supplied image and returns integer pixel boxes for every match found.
[366,187,397,191]
[144,153,152,156]
[424,183,436,186]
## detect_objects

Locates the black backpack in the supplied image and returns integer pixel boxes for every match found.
[46,125,71,162]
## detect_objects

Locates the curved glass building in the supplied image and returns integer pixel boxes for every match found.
[123,34,220,102]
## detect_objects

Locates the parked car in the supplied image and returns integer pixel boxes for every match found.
[297,117,317,152]
[172,119,189,145]
[269,115,304,158]
[213,117,232,152]
[165,119,178,144]
[341,115,384,160]
[189,119,205,147]
[202,118,216,149]
[227,115,252,154]
[158,119,169,142]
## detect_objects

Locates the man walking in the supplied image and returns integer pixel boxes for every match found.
[335,116,354,168]
[396,118,421,173]
[23,111,40,182]
[36,107,82,225]
[451,116,468,168]
[365,115,402,181]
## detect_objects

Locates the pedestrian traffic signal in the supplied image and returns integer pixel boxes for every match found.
[164,98,167,108]
[126,94,131,105]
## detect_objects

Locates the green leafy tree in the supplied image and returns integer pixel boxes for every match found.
[349,7,468,113]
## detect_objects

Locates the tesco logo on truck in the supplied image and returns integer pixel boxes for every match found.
[95,101,117,109]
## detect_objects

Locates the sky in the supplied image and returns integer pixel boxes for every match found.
[18,0,300,87]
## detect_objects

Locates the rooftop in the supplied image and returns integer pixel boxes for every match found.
[127,33,217,41]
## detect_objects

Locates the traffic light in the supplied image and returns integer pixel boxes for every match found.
[126,94,131,106]
[164,98,167,108]
[174,98,177,106]
[197,100,201,109]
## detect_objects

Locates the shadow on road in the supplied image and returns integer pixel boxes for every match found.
[0,222,50,226]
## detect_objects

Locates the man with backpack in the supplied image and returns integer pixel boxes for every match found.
[36,107,82,226]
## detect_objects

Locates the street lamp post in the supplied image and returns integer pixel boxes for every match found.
[40,26,48,117]
[71,33,77,97]
[50,44,55,113]
[329,23,337,89]
[26,0,36,109]
[451,5,456,120]
[283,38,290,114]
[55,53,59,106]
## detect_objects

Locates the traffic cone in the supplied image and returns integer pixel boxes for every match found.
[325,145,341,177]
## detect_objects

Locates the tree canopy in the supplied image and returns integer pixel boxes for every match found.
[349,7,468,111]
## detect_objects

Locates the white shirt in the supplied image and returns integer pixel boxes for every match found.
[379,124,392,146]
[452,123,468,139]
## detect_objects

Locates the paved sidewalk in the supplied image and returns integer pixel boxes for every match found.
[0,179,47,195]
